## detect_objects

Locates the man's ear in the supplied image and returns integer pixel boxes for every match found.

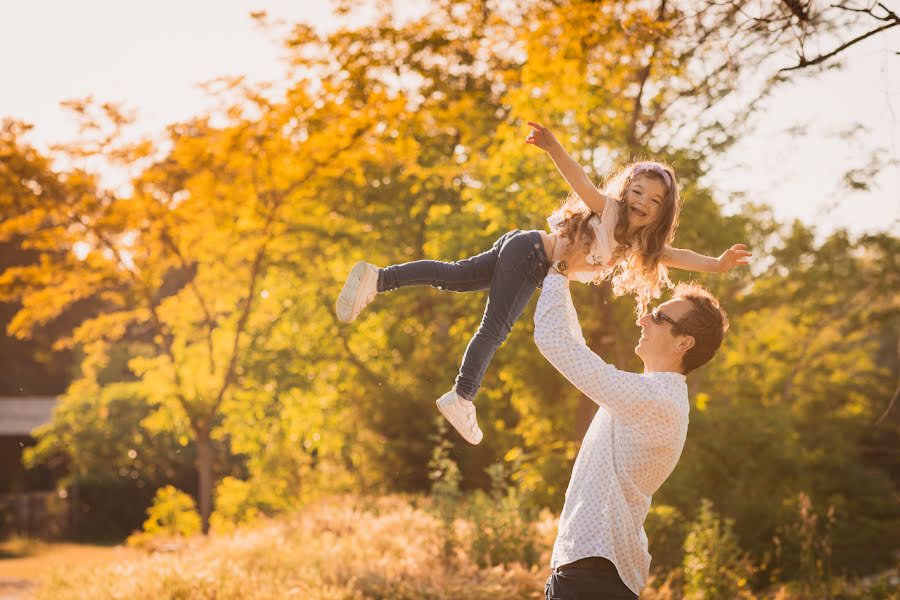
[677,335,695,352]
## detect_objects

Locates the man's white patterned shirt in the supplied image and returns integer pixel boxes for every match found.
[534,273,690,595]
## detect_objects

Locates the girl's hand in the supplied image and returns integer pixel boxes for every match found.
[525,121,562,153]
[717,244,752,272]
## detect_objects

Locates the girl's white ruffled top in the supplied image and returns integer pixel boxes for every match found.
[546,195,620,284]
[533,273,690,596]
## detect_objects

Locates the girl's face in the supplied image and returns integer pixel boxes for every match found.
[624,174,668,229]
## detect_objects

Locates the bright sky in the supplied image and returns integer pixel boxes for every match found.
[2,0,898,239]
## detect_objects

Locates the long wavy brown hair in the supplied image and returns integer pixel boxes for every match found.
[555,161,681,316]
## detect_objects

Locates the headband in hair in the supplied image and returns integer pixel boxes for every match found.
[632,163,673,190]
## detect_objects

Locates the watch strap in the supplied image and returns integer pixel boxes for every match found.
[551,259,568,275]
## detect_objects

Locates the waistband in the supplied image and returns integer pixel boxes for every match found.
[555,556,619,574]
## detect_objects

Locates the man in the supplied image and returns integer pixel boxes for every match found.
[535,244,730,599]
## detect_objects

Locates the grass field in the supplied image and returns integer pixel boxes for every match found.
[1,495,896,599]
[0,538,144,600]
[4,496,549,600]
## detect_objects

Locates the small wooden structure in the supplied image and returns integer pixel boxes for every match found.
[0,397,63,537]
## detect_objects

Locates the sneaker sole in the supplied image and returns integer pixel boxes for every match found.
[336,261,372,323]
[436,394,483,445]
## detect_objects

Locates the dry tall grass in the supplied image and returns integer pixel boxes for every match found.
[34,495,552,600]
[30,494,897,599]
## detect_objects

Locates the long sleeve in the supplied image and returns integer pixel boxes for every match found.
[534,273,657,424]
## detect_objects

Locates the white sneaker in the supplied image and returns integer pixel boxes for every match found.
[436,389,483,445]
[336,261,379,323]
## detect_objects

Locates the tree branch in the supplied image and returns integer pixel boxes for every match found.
[627,0,668,148]
[780,20,899,72]
[157,224,219,375]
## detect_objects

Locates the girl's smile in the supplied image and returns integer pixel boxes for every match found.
[625,175,668,230]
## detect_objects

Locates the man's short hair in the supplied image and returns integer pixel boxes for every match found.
[671,282,729,374]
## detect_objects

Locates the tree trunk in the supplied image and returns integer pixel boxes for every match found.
[195,426,213,534]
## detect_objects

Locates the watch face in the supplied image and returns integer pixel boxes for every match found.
[558,260,568,273]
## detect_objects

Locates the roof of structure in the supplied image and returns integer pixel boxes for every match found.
[0,397,58,436]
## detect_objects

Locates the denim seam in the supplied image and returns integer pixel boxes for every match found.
[502,275,535,336]
[466,275,533,394]
[382,271,484,291]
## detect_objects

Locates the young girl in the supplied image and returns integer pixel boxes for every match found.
[336,121,750,445]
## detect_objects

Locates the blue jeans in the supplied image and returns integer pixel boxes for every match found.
[544,559,638,600]
[377,230,549,401]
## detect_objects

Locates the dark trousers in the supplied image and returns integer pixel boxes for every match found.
[545,558,638,600]
[377,230,549,401]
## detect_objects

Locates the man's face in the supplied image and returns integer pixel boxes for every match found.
[635,297,694,367]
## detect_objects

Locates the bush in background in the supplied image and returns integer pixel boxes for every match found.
[126,485,201,549]
[209,476,288,533]
[682,498,756,599]
[466,462,539,568]
[427,418,463,562]
[646,503,689,575]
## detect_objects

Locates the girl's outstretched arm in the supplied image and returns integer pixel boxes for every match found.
[661,244,752,273]
[525,121,612,214]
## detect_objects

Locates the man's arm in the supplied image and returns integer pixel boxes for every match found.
[525,121,611,214]
[533,273,657,423]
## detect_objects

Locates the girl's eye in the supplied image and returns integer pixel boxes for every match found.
[651,199,660,205]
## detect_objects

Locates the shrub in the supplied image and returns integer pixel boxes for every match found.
[646,503,689,574]
[209,476,288,532]
[682,498,755,599]
[127,485,201,548]
[774,492,835,597]
[466,462,539,568]
[427,417,462,561]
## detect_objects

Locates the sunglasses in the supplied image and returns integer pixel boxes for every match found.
[651,307,680,328]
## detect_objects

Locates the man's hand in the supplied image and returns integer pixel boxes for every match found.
[549,233,568,262]
[551,233,592,279]
[716,244,752,272]
[525,121,562,154]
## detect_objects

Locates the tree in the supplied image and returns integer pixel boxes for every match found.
[1,80,384,530]
[0,122,81,396]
